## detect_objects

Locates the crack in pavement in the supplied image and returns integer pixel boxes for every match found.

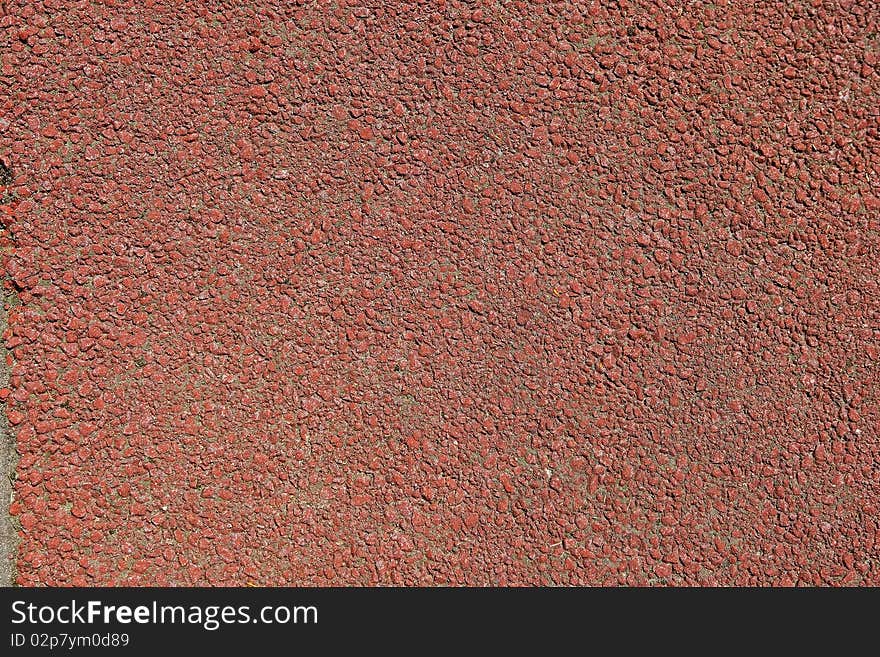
[1,244,18,586]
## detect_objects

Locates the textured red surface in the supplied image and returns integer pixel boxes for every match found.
[1,1,878,585]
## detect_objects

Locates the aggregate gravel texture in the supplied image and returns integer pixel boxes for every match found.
[1,0,878,586]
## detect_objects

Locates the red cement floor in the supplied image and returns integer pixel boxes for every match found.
[1,1,878,585]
